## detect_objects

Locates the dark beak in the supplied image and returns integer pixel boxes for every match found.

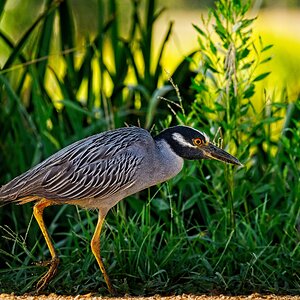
[201,143,243,166]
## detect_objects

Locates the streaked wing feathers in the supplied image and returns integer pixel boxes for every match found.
[0,126,150,203]
[0,127,150,202]
[41,152,142,200]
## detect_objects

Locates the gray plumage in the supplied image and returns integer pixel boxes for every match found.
[0,126,184,209]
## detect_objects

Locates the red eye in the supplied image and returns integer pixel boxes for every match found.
[193,138,203,146]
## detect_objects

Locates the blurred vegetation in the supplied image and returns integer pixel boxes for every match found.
[0,0,299,296]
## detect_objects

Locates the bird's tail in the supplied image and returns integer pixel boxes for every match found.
[0,173,39,206]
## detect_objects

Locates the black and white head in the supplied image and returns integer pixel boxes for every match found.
[154,125,242,166]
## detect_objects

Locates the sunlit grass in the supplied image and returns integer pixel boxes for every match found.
[158,9,300,99]
[156,8,300,147]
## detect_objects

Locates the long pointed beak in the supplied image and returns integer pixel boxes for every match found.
[201,143,243,166]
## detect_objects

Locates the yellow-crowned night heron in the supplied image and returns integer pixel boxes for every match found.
[0,125,242,294]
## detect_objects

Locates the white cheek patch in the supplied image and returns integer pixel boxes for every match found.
[172,133,196,148]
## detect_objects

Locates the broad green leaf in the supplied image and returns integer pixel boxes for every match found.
[261,44,274,52]
[2,1,60,70]
[238,47,250,60]
[253,72,271,82]
[260,57,272,64]
[57,99,94,117]
[192,24,207,37]
[0,0,6,18]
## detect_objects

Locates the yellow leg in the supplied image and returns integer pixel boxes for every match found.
[91,209,116,294]
[33,199,60,292]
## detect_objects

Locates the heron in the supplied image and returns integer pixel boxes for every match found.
[0,125,242,294]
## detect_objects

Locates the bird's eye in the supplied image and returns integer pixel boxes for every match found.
[193,138,203,146]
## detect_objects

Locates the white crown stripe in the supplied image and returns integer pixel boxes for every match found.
[172,133,197,148]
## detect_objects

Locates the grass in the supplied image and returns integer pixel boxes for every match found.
[0,0,300,296]
[1,172,299,295]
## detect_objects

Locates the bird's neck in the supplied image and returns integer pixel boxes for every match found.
[153,139,184,182]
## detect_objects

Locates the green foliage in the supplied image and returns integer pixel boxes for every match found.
[0,0,299,296]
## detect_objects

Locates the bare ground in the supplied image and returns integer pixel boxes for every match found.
[1,294,300,300]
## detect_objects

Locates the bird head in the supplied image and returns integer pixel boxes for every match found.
[154,125,242,166]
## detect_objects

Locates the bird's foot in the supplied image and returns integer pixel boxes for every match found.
[35,257,60,293]
[35,259,52,267]
[103,271,117,295]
